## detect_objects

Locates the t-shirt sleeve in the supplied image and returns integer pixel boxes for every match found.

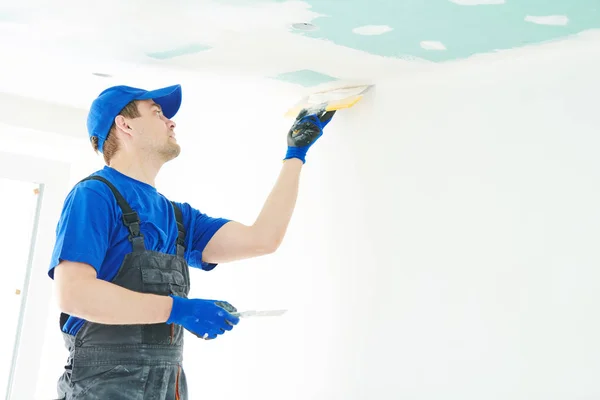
[48,182,116,279]
[175,202,230,271]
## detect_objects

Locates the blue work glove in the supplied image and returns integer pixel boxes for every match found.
[284,109,336,163]
[166,295,240,340]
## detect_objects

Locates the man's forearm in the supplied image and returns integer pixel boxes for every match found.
[252,158,303,248]
[61,274,173,325]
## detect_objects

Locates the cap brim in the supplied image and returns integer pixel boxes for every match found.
[136,84,182,119]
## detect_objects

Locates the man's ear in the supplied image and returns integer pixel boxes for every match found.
[114,115,134,136]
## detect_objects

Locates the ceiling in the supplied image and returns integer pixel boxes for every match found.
[0,0,598,106]
[303,0,599,62]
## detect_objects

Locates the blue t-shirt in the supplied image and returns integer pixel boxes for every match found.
[48,166,230,335]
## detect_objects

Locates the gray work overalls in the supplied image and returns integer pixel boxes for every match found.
[56,175,191,400]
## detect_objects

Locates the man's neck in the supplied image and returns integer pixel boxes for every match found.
[108,153,163,187]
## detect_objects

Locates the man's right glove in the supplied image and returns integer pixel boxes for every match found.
[166,295,240,339]
[284,108,336,164]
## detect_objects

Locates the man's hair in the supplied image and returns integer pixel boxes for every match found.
[90,101,141,165]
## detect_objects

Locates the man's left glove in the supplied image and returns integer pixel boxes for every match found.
[284,109,336,163]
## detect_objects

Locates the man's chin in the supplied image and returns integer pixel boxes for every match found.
[161,144,181,162]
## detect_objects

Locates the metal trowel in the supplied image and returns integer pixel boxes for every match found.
[233,309,288,318]
[215,302,287,318]
[200,308,287,339]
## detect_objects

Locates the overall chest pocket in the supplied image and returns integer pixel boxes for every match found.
[140,256,188,296]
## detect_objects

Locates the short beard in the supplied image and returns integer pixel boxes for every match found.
[160,142,181,162]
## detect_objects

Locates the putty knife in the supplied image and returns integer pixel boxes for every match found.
[201,309,288,339]
[233,309,287,318]
[285,84,373,117]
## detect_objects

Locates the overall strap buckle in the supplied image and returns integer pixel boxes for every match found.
[122,212,142,238]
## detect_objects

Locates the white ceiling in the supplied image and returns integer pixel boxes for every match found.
[0,0,430,111]
[0,0,598,120]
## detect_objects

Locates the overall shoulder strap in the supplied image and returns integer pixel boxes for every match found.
[170,201,186,257]
[79,175,145,252]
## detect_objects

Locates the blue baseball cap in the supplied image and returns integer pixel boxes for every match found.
[87,84,182,153]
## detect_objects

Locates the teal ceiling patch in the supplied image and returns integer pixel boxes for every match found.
[296,0,600,62]
[146,43,211,60]
[449,0,505,5]
[271,69,340,87]
[352,25,393,35]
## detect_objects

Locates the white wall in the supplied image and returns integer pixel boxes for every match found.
[2,31,600,400]
[319,35,600,399]
[313,39,600,399]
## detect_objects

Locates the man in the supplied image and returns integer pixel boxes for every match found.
[48,83,335,399]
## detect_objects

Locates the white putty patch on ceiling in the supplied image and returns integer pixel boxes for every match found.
[449,0,505,5]
[0,0,323,53]
[147,43,212,60]
[525,15,569,26]
[421,41,447,50]
[352,25,393,35]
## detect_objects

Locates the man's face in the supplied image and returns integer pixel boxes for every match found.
[128,99,180,161]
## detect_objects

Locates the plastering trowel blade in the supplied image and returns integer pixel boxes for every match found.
[284,84,374,117]
[233,309,288,318]
[201,309,288,338]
